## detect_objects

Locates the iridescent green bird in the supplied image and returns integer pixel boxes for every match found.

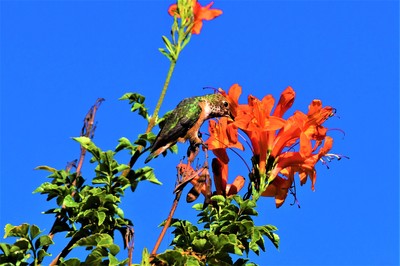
[145,94,231,163]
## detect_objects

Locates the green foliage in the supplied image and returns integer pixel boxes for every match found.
[159,0,193,62]
[30,137,161,264]
[0,223,53,265]
[119,92,149,120]
[152,195,279,266]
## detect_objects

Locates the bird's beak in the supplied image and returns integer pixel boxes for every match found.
[228,111,235,121]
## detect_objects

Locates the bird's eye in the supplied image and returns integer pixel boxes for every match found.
[223,101,229,107]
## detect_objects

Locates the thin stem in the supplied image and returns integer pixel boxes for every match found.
[146,60,176,133]
[45,99,103,265]
[151,190,182,255]
[124,59,177,174]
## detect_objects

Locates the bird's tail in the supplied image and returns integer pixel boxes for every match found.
[144,152,156,164]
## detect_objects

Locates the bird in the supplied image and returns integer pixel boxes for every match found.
[145,93,231,163]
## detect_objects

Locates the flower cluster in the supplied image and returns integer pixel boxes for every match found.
[205,84,337,207]
[168,0,222,34]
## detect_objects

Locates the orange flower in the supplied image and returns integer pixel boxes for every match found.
[262,137,333,207]
[168,0,223,34]
[205,117,244,164]
[261,174,293,208]
[234,93,287,173]
[219,84,242,118]
[209,84,339,207]
[211,158,245,196]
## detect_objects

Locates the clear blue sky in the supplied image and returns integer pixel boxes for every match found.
[1,1,399,265]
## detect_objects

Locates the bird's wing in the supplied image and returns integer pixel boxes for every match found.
[151,103,202,152]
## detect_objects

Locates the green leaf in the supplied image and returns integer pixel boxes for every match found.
[138,248,151,266]
[114,164,130,173]
[134,133,156,147]
[159,48,172,61]
[73,137,102,160]
[37,248,52,262]
[192,203,203,211]
[127,167,162,186]
[162,35,174,52]
[4,223,29,238]
[97,212,106,226]
[115,137,135,153]
[92,175,109,185]
[84,247,107,265]
[186,256,201,266]
[119,92,148,119]
[29,224,41,240]
[0,243,10,256]
[72,233,118,255]
[34,165,57,173]
[156,250,184,265]
[211,195,226,204]
[59,258,81,266]
[34,235,53,249]
[192,238,207,251]
[13,238,30,251]
[108,253,119,266]
[63,195,79,208]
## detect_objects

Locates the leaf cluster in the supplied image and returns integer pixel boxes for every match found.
[159,0,193,62]
[151,195,279,266]
[29,136,161,264]
[0,224,53,265]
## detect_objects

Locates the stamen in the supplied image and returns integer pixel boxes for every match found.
[319,153,349,168]
[202,131,252,173]
[288,180,300,208]
[328,128,346,138]
[202,86,219,93]
[237,131,254,153]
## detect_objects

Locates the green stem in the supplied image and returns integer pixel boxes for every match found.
[146,59,177,133]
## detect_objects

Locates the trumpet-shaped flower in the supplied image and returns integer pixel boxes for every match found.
[205,117,244,164]
[168,0,222,34]
[217,84,337,207]
[211,158,245,196]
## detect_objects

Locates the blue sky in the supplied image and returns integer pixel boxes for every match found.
[1,1,399,265]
